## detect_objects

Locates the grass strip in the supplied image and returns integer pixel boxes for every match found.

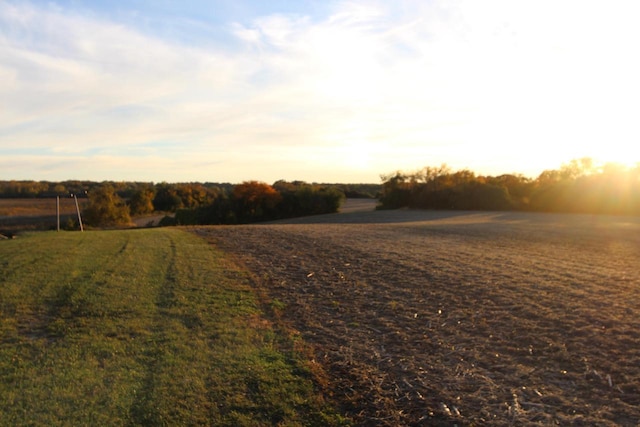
[0,228,345,426]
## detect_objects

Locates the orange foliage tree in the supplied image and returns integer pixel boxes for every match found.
[232,181,282,222]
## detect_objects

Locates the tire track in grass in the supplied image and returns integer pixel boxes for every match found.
[1,231,146,424]
[129,230,212,426]
[125,230,321,426]
[1,229,346,426]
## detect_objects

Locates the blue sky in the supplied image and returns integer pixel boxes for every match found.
[1,0,639,183]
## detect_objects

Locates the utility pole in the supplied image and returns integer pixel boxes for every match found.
[73,194,84,232]
[56,196,60,231]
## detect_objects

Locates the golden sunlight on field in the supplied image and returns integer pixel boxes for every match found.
[0,198,78,217]
[196,209,640,425]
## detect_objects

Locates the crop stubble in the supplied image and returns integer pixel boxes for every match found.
[193,209,640,426]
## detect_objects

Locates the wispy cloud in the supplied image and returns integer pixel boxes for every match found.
[1,0,639,182]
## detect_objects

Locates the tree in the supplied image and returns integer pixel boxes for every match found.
[82,184,131,227]
[129,186,155,216]
[378,171,411,209]
[233,181,282,222]
[153,183,183,212]
[175,183,215,208]
[293,185,344,216]
[487,174,533,209]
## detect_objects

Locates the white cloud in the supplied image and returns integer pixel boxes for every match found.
[1,0,640,182]
[0,2,247,147]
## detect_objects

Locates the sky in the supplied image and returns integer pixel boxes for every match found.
[1,0,639,184]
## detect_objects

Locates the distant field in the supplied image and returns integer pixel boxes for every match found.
[0,198,79,217]
[0,198,84,233]
[195,209,640,426]
[336,198,378,213]
[0,229,343,426]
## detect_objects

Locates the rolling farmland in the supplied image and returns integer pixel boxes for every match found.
[2,199,639,425]
[194,207,640,425]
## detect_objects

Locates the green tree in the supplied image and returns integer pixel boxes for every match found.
[294,185,344,215]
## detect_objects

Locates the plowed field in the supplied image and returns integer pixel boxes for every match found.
[192,206,640,426]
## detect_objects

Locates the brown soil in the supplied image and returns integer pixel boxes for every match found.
[0,198,82,232]
[192,206,640,426]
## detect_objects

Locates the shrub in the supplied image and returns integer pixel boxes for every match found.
[82,184,131,227]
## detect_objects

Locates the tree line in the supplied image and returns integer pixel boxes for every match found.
[0,180,234,203]
[378,158,640,215]
[0,181,371,227]
[1,180,381,227]
[8,157,637,228]
[83,181,348,227]
[171,180,347,226]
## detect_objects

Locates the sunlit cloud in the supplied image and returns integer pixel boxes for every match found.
[1,0,639,182]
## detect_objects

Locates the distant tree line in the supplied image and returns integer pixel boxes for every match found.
[173,180,345,225]
[379,158,640,215]
[0,180,234,202]
[0,180,377,201]
[0,180,368,227]
[5,158,639,225]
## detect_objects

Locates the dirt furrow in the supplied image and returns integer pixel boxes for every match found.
[191,210,640,426]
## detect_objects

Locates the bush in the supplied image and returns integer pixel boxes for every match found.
[158,215,177,227]
[82,185,131,227]
[293,186,344,216]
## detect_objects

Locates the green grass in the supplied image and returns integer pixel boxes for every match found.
[0,228,345,426]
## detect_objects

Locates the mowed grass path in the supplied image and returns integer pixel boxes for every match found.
[0,229,343,426]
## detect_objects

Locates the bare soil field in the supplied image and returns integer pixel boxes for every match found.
[193,207,640,426]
